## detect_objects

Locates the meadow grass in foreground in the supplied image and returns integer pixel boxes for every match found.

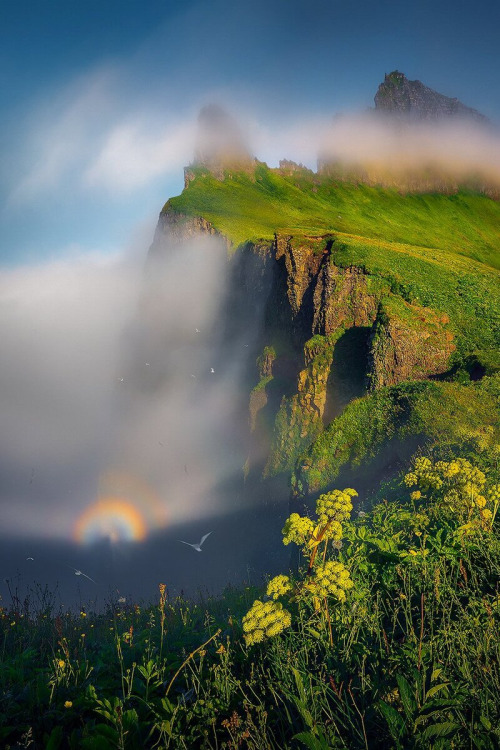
[1,451,500,749]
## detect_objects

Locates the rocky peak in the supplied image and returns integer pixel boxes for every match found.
[374,70,487,122]
[185,104,255,185]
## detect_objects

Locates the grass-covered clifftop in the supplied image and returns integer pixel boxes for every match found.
[163,162,500,495]
[166,163,500,270]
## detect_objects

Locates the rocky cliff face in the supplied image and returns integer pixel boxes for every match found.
[149,208,457,483]
[149,208,231,255]
[368,297,455,389]
[374,70,488,122]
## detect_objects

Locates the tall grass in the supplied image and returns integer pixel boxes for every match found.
[1,452,499,748]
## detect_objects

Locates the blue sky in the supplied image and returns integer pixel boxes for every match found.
[1,0,499,264]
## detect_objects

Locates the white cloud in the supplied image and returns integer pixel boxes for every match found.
[0,232,259,542]
[0,251,140,537]
[318,113,500,188]
[8,67,120,205]
[83,118,196,192]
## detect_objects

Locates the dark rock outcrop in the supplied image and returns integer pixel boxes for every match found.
[149,208,231,257]
[185,105,256,186]
[374,70,488,123]
[368,297,456,390]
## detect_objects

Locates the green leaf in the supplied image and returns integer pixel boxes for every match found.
[292,667,308,706]
[93,724,120,742]
[161,697,175,716]
[46,725,63,750]
[378,701,406,743]
[419,698,460,715]
[424,683,450,700]
[479,715,492,731]
[396,675,417,721]
[306,627,321,639]
[293,731,332,750]
[292,697,315,730]
[421,722,461,740]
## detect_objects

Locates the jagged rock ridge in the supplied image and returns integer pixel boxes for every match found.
[374,70,488,122]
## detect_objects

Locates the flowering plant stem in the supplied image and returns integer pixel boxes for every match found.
[307,521,332,574]
[165,629,221,698]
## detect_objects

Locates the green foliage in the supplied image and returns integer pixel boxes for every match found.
[168,164,500,272]
[332,235,500,357]
[294,377,500,495]
[243,488,357,650]
[2,449,500,747]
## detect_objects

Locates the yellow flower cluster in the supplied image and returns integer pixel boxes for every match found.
[488,484,500,504]
[308,561,354,602]
[316,489,357,528]
[404,456,496,527]
[282,513,314,546]
[242,600,292,646]
[266,575,292,600]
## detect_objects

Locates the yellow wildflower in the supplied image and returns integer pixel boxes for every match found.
[242,599,291,646]
[311,561,354,601]
[64,701,73,709]
[266,575,292,600]
[282,513,314,546]
[316,489,355,528]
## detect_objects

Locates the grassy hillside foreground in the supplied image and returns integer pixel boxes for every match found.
[1,452,500,748]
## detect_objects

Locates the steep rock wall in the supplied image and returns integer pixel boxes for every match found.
[150,208,459,482]
[369,297,455,389]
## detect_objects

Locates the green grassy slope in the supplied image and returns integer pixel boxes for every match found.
[293,375,500,496]
[167,163,500,492]
[168,163,500,361]
[167,163,500,270]
[333,234,500,356]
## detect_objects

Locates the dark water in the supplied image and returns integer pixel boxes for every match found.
[0,494,291,614]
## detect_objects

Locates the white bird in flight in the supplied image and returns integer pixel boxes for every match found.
[210,367,215,373]
[68,566,96,583]
[178,532,213,552]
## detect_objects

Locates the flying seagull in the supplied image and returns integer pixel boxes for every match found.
[26,557,34,561]
[178,532,212,552]
[210,367,215,373]
[67,566,96,583]
[195,328,200,333]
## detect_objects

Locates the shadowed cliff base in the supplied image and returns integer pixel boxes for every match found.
[323,326,371,424]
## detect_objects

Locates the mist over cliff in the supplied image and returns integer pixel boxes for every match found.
[1,71,499,611]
